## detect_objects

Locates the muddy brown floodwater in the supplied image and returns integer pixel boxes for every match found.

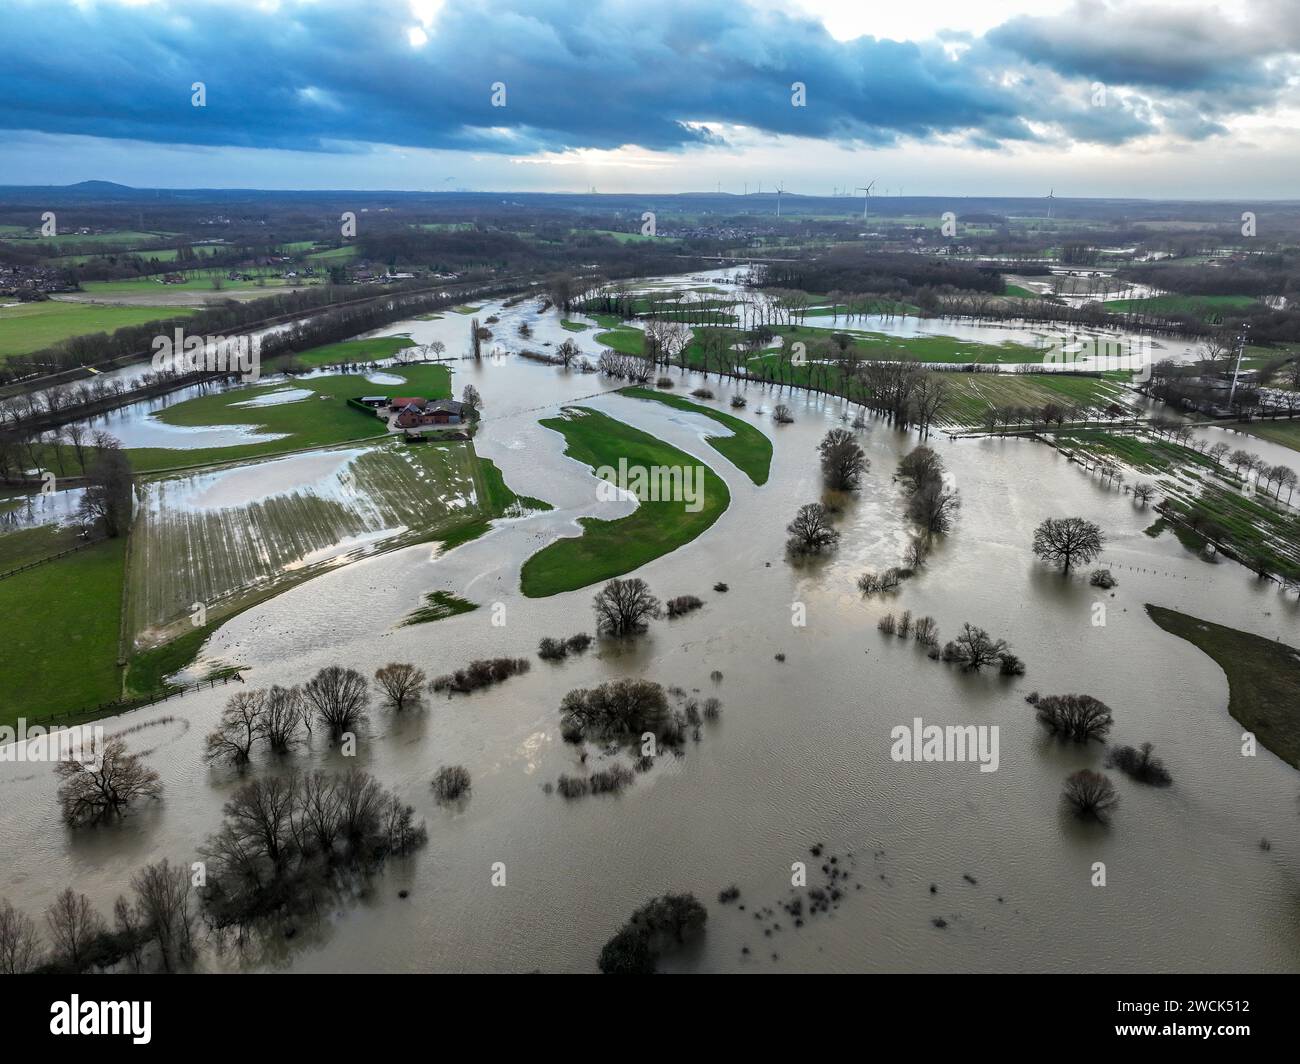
[2,283,1298,973]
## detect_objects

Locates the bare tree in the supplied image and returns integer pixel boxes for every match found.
[593,577,662,636]
[260,684,307,753]
[786,502,840,554]
[374,663,427,712]
[55,737,162,825]
[44,888,105,970]
[908,478,961,536]
[0,898,42,973]
[1132,483,1156,505]
[818,428,868,491]
[1032,517,1105,573]
[304,666,370,737]
[222,774,299,869]
[78,441,133,537]
[556,337,582,368]
[461,384,482,415]
[298,770,344,855]
[204,689,267,765]
[1034,693,1114,743]
[64,422,89,473]
[129,858,194,971]
[950,623,1006,671]
[1063,769,1118,822]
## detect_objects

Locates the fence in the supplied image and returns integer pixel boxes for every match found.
[21,673,243,728]
[0,538,99,581]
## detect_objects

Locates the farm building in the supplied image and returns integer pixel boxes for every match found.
[394,398,472,428]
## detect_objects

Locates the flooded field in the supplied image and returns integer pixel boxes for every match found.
[126,441,494,648]
[2,280,1298,975]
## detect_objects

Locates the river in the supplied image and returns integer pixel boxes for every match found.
[1,281,1297,973]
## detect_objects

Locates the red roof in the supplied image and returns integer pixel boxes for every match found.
[390,396,426,407]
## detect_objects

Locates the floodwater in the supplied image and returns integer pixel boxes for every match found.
[2,286,1299,974]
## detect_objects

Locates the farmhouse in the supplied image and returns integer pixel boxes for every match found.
[393,398,472,428]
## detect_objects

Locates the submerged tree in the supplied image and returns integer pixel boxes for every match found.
[44,888,105,970]
[818,428,868,491]
[304,666,370,738]
[204,689,267,766]
[1033,693,1114,743]
[786,502,840,555]
[1106,741,1173,786]
[56,737,162,826]
[260,684,308,753]
[598,892,708,975]
[1063,770,1118,823]
[593,577,662,636]
[0,898,42,974]
[950,623,1007,672]
[129,858,195,972]
[374,663,427,713]
[1032,516,1105,573]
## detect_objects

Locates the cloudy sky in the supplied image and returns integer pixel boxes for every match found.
[2,0,1298,197]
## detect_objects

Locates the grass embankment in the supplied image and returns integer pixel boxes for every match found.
[289,336,416,368]
[560,320,590,332]
[1145,605,1300,769]
[0,538,127,726]
[619,386,772,485]
[520,407,729,597]
[0,301,197,359]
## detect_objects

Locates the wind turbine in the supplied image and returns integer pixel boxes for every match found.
[856,179,877,221]
[775,181,786,217]
[1046,188,1055,220]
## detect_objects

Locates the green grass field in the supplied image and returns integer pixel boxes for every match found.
[939,374,1131,426]
[305,245,360,263]
[620,386,772,485]
[560,319,590,332]
[594,323,646,355]
[520,407,729,597]
[0,537,127,726]
[1146,605,1300,769]
[1226,418,1300,453]
[401,590,478,626]
[292,336,416,367]
[77,270,311,295]
[0,300,196,358]
[0,522,85,572]
[1051,429,1216,474]
[1103,294,1261,316]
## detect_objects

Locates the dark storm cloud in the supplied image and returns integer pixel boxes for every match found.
[0,0,1285,158]
[988,0,1299,93]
